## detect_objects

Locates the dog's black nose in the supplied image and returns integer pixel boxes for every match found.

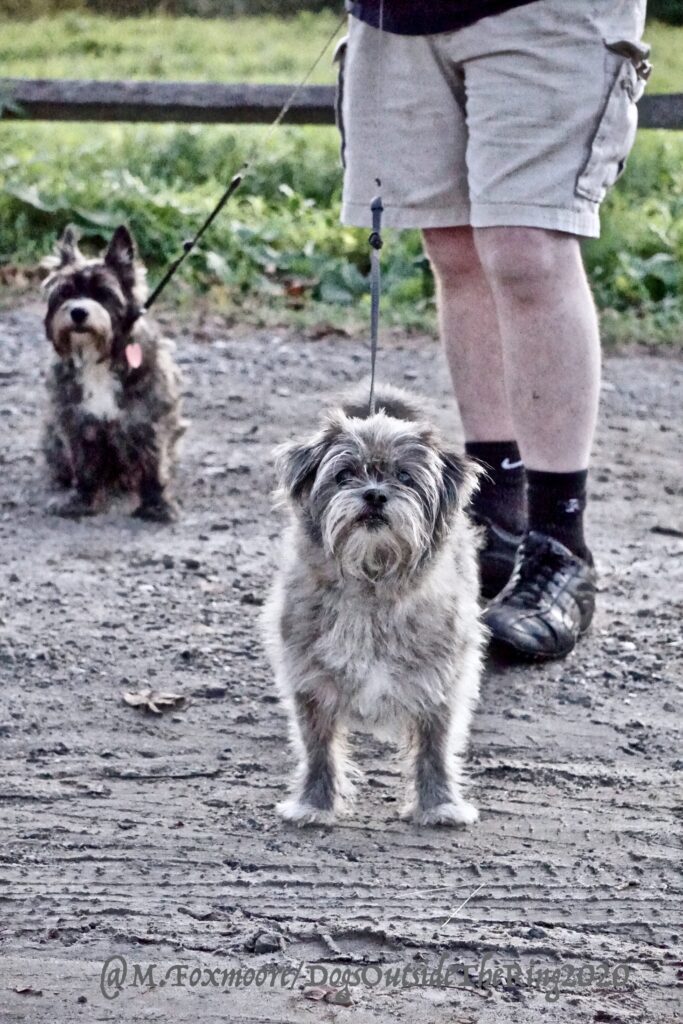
[363,487,387,507]
[70,307,88,325]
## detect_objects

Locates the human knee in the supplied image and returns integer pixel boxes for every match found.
[422,227,481,284]
[474,227,579,302]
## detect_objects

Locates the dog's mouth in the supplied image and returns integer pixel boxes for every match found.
[356,508,388,529]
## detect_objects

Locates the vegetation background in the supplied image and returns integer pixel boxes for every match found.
[0,1,681,343]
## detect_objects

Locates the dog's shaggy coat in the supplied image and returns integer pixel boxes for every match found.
[263,387,486,826]
[42,225,184,521]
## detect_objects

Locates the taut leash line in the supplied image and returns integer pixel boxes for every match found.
[366,0,386,416]
[368,192,384,416]
[141,13,346,317]
[144,171,244,312]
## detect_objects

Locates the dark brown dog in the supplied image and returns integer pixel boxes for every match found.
[42,225,185,522]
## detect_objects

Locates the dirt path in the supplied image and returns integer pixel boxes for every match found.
[0,302,681,1023]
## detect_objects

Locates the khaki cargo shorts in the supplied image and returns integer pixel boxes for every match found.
[336,0,650,237]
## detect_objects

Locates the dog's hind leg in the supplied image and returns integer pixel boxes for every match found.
[402,710,478,827]
[278,687,350,826]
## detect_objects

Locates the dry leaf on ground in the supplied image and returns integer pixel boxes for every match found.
[303,985,353,1006]
[122,689,186,714]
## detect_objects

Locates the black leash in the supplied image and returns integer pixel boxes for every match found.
[367,192,383,416]
[139,14,346,318]
[137,7,387,422]
[144,171,244,313]
[366,0,385,416]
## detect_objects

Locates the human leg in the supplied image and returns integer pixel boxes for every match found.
[423,225,526,595]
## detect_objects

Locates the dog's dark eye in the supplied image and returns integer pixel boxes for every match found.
[93,287,117,306]
[336,469,354,486]
[54,285,75,305]
[396,469,413,485]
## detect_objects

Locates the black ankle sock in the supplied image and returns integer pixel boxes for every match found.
[465,440,526,535]
[526,468,591,561]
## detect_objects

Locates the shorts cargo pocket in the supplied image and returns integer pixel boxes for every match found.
[333,36,349,169]
[575,39,651,204]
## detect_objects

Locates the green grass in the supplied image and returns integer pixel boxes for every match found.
[643,20,683,94]
[0,11,345,83]
[0,12,678,91]
[1,13,682,344]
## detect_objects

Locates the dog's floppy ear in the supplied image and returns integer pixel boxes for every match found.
[276,414,343,504]
[55,224,83,268]
[276,440,325,503]
[105,225,137,282]
[439,449,482,515]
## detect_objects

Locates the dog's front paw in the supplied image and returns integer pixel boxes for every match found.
[277,797,336,827]
[401,799,479,827]
[133,499,177,524]
[49,495,98,519]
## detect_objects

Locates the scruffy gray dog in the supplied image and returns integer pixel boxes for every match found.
[42,225,185,522]
[263,386,485,827]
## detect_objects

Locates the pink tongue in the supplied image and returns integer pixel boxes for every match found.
[125,342,143,369]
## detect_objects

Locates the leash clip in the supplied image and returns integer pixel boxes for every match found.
[368,195,384,250]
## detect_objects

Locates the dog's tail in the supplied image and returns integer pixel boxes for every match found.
[338,381,428,423]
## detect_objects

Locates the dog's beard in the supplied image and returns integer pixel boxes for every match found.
[320,489,432,582]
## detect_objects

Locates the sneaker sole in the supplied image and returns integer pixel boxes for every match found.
[486,617,594,663]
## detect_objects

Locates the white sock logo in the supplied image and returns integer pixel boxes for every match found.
[501,457,524,470]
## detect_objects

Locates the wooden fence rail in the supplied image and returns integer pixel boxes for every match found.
[1,78,683,129]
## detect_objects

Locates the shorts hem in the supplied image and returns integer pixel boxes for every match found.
[470,202,600,238]
[341,201,471,230]
[341,200,601,237]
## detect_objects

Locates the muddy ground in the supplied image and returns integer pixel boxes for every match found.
[0,301,681,1024]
